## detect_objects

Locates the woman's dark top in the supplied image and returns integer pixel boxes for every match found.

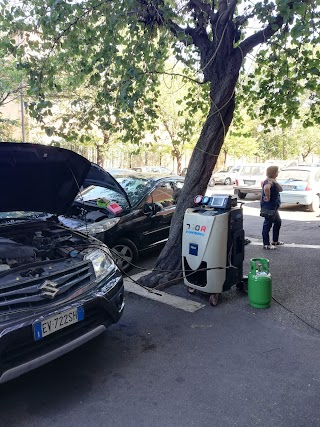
[261,179,281,210]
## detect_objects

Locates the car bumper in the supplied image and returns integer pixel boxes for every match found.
[0,271,124,383]
[234,186,262,195]
[280,192,315,206]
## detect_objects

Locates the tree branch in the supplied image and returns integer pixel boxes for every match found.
[238,16,284,57]
[145,70,205,85]
[218,0,228,14]
[168,20,210,50]
[221,0,238,24]
[189,0,215,22]
[235,13,254,27]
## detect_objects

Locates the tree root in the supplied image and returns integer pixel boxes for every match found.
[137,269,183,290]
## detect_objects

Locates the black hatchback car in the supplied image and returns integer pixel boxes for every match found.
[0,142,125,383]
[59,173,185,271]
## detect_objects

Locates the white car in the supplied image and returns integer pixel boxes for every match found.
[233,163,268,198]
[277,166,320,212]
[131,166,173,174]
[211,165,242,186]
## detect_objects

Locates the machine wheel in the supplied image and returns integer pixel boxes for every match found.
[187,287,196,294]
[209,293,219,306]
[111,238,138,272]
[306,196,319,212]
[224,177,232,185]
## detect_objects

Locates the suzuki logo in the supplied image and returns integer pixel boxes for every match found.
[39,280,60,299]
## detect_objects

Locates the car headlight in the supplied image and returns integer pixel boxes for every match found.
[78,217,120,235]
[84,249,114,280]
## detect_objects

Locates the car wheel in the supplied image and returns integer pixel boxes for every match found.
[306,196,320,212]
[209,177,215,187]
[224,177,232,185]
[111,238,138,272]
[235,190,246,199]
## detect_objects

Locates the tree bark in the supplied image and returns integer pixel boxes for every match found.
[96,145,105,167]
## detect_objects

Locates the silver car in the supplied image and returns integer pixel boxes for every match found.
[211,165,242,186]
[233,164,268,198]
[277,167,320,212]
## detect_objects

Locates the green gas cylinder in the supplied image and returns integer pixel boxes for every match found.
[248,258,272,309]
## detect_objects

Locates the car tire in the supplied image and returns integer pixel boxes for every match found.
[235,190,246,199]
[224,177,232,185]
[306,196,320,212]
[209,177,215,187]
[111,238,139,272]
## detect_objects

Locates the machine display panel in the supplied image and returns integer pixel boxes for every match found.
[208,195,229,208]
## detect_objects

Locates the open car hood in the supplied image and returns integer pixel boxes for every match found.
[0,142,129,215]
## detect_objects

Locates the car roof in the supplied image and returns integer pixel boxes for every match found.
[114,172,183,181]
[282,166,314,171]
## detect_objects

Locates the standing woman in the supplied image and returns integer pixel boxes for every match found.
[261,165,283,250]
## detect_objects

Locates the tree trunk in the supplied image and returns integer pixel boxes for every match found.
[172,147,182,175]
[96,145,105,167]
[138,20,243,288]
[139,74,241,287]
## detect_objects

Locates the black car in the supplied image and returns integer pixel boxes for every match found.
[59,173,185,271]
[0,142,125,383]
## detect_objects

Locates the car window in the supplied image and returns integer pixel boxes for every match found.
[79,176,158,207]
[278,169,311,181]
[79,186,130,209]
[147,181,183,207]
[241,166,265,175]
[147,183,175,207]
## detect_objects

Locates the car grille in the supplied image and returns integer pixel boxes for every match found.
[0,261,94,314]
[1,304,112,370]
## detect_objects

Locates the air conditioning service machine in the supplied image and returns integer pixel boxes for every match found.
[182,194,245,306]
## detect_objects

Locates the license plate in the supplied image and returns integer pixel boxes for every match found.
[244,180,255,185]
[282,185,296,190]
[33,306,84,341]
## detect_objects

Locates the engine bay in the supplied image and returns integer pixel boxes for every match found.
[0,220,92,271]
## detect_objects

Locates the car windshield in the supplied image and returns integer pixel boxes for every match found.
[78,175,158,207]
[241,166,265,175]
[278,170,311,181]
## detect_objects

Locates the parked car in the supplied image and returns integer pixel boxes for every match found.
[211,165,242,186]
[180,167,188,177]
[107,167,132,175]
[0,142,125,383]
[59,172,185,271]
[131,166,173,174]
[233,163,268,198]
[277,166,320,212]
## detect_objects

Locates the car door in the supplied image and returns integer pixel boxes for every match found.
[140,180,183,249]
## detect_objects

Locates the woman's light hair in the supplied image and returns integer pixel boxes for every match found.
[266,165,279,178]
